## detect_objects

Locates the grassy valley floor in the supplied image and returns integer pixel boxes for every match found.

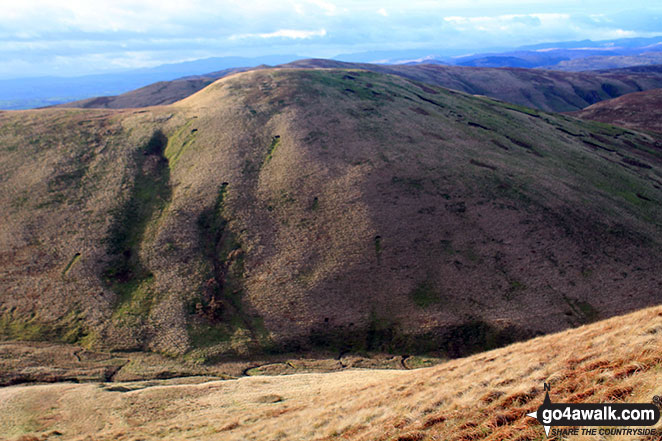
[1,305,661,441]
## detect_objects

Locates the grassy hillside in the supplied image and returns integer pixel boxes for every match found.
[1,68,661,361]
[56,60,662,112]
[2,304,660,440]
[282,60,662,112]
[570,88,662,134]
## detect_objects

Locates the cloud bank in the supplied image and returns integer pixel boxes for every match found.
[1,0,661,78]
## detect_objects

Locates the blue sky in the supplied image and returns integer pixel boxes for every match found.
[1,0,661,78]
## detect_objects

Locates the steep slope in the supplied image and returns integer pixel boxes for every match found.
[2,304,660,441]
[570,88,662,134]
[1,69,661,361]
[57,60,662,112]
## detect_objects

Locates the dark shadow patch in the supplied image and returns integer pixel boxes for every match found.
[470,159,497,171]
[491,139,509,150]
[410,107,430,116]
[414,93,445,109]
[505,135,543,157]
[583,139,616,152]
[621,156,652,169]
[556,127,583,137]
[416,83,439,95]
[102,130,172,339]
[467,121,492,131]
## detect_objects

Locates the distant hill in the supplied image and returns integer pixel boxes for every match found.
[4,36,662,110]
[1,69,660,360]
[57,59,662,112]
[0,55,301,110]
[55,68,252,109]
[570,88,662,133]
[449,36,662,70]
[549,52,662,71]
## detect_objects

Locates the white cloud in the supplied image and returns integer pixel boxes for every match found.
[1,1,660,78]
[307,0,338,16]
[443,13,570,34]
[231,29,328,40]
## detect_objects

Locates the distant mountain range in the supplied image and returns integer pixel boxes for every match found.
[0,55,300,110]
[56,60,662,113]
[1,36,661,110]
[446,36,662,70]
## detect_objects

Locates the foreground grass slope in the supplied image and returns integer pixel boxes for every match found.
[1,68,661,360]
[1,305,660,441]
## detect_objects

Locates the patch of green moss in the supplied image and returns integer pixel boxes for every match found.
[191,183,272,358]
[498,102,541,117]
[111,276,158,325]
[62,253,81,276]
[464,247,481,263]
[405,355,444,369]
[165,119,197,167]
[563,295,599,323]
[264,135,281,164]
[391,176,424,194]
[410,280,441,308]
[0,309,94,346]
[504,280,526,300]
[582,119,628,137]
[188,322,232,348]
[374,235,382,263]
[310,196,319,211]
[103,130,171,327]
[303,70,385,101]
[576,300,598,322]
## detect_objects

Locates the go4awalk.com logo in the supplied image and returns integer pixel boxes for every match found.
[526,384,661,438]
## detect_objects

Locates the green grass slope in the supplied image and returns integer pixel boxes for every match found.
[1,68,661,361]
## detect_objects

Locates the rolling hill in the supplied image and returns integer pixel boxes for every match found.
[55,67,253,110]
[570,88,662,134]
[449,36,662,71]
[57,60,662,113]
[1,68,661,362]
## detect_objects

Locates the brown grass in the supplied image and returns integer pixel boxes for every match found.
[570,88,662,134]
[2,68,661,363]
[0,305,660,441]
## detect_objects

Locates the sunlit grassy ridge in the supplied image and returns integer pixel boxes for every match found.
[1,305,660,440]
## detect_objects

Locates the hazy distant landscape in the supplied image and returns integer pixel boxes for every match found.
[1,1,661,440]
[3,36,662,110]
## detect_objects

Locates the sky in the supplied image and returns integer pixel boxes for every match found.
[1,0,661,79]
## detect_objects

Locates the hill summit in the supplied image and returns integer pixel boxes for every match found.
[1,69,660,360]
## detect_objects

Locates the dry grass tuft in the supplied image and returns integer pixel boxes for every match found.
[421,415,446,429]
[396,431,426,441]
